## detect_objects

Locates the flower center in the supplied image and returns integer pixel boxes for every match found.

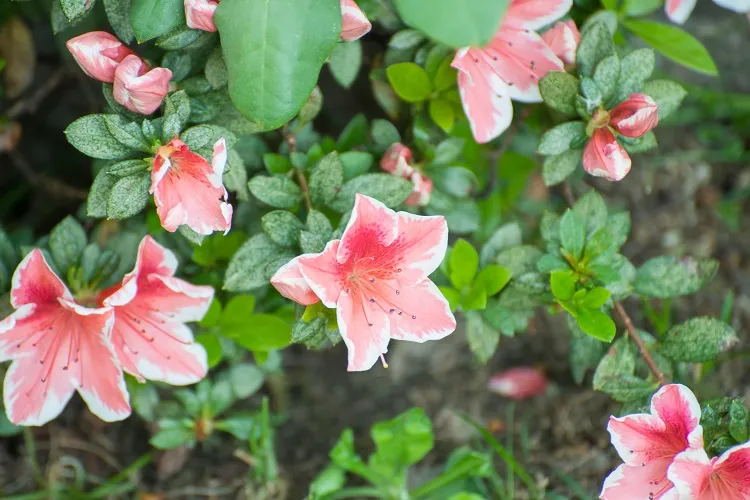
[587,109,611,136]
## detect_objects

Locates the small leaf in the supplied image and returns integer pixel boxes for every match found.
[103,0,134,43]
[573,190,608,234]
[576,309,616,342]
[641,80,687,121]
[728,400,749,444]
[263,153,292,175]
[310,152,344,206]
[428,99,454,133]
[634,256,718,298]
[162,91,192,142]
[661,317,738,362]
[104,115,151,152]
[386,63,432,103]
[580,287,611,309]
[539,72,579,116]
[261,211,303,248]
[559,209,585,261]
[49,217,87,271]
[550,270,575,301]
[339,151,373,180]
[60,0,96,21]
[542,149,582,187]
[65,115,134,160]
[577,21,615,77]
[329,174,413,212]
[130,0,185,43]
[615,48,655,102]
[248,176,302,209]
[87,169,118,218]
[224,314,292,352]
[593,54,620,103]
[537,122,586,156]
[328,40,362,89]
[205,48,228,89]
[107,171,151,219]
[466,311,499,364]
[450,239,479,290]
[224,235,295,291]
[150,421,195,449]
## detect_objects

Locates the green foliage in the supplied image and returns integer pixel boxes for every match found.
[386,62,432,103]
[540,72,579,116]
[130,0,185,42]
[633,256,718,298]
[660,317,738,362]
[65,115,136,160]
[577,22,615,77]
[248,175,303,209]
[224,235,296,291]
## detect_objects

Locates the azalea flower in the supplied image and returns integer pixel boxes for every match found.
[113,55,172,115]
[340,0,371,41]
[600,384,704,500]
[379,143,432,207]
[451,0,573,143]
[101,236,212,385]
[271,194,456,371]
[488,367,548,400]
[0,250,130,426]
[404,172,433,207]
[185,0,219,32]
[583,93,659,182]
[66,31,135,83]
[668,442,750,498]
[666,0,750,24]
[151,137,233,235]
[541,20,580,65]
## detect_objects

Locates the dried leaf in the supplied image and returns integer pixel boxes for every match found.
[0,17,36,99]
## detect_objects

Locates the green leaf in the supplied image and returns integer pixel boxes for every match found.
[461,285,487,311]
[450,239,479,289]
[537,122,586,156]
[622,0,662,16]
[593,54,620,103]
[551,270,576,301]
[310,466,347,496]
[150,420,195,449]
[429,98,455,133]
[621,131,657,154]
[103,0,134,43]
[107,171,151,219]
[60,0,95,21]
[568,316,608,384]
[224,235,295,291]
[542,149,582,187]
[728,400,749,444]
[65,115,134,160]
[300,231,325,254]
[559,209,585,261]
[263,153,292,175]
[466,311,499,364]
[215,0,340,130]
[228,363,264,398]
[480,222,521,266]
[195,334,222,368]
[261,211,303,248]
[340,151,374,179]
[634,256,718,298]
[130,0,185,43]
[49,217,87,271]
[310,152,344,206]
[337,114,368,151]
[539,72,579,116]
[329,174,413,212]
[328,40,362,89]
[371,119,401,149]
[306,210,333,240]
[155,26,202,50]
[580,287,611,309]
[593,338,656,401]
[641,80,687,121]
[615,48,655,102]
[386,62,432,103]
[205,48,228,89]
[87,169,118,218]
[248,175,302,209]
[573,190,608,234]
[622,19,717,76]
[224,313,292,352]
[103,115,150,152]
[370,408,433,472]
[661,317,738,362]
[495,245,543,277]
[576,309,616,342]
[393,0,510,49]
[162,91,192,142]
[577,21,615,77]
[431,167,477,198]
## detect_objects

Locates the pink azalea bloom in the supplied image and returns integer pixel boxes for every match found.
[340,0,371,42]
[600,384,704,500]
[609,93,659,139]
[666,0,750,24]
[270,256,321,306]
[185,0,218,32]
[113,55,172,115]
[151,137,233,235]
[583,127,632,182]
[101,236,211,385]
[404,172,433,207]
[66,31,135,83]
[541,20,580,65]
[668,442,750,499]
[0,250,130,426]
[272,194,456,371]
[488,367,548,400]
[380,143,415,178]
[451,0,572,143]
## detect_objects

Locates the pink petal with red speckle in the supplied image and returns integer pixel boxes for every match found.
[271,256,321,306]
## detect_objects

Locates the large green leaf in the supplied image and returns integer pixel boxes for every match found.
[130,0,185,43]
[393,0,510,48]
[622,19,717,76]
[215,0,341,131]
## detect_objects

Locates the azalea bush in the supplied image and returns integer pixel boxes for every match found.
[1,0,749,498]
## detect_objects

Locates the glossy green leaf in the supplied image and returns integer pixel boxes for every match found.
[386,62,432,103]
[450,239,479,289]
[130,0,185,42]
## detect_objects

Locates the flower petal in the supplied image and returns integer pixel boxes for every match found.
[666,448,713,499]
[210,138,228,188]
[340,0,372,41]
[583,128,632,182]
[270,256,320,306]
[608,413,669,465]
[298,240,344,308]
[488,367,548,400]
[600,461,675,500]
[650,383,703,451]
[383,212,448,287]
[65,31,134,83]
[503,0,573,30]
[541,20,580,65]
[336,194,399,264]
[336,289,390,372]
[3,356,75,426]
[452,48,513,144]
[184,0,218,32]
[713,0,750,12]
[379,278,455,342]
[11,249,72,308]
[665,0,697,24]
[113,55,172,115]
[609,93,659,138]
[713,441,750,496]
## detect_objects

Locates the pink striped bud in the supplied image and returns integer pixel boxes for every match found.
[380,143,415,178]
[404,172,433,207]
[113,55,172,115]
[488,367,548,400]
[185,0,218,32]
[609,93,659,138]
[341,0,371,42]
[541,20,580,65]
[583,127,632,182]
[66,31,135,83]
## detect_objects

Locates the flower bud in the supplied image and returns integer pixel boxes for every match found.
[609,93,659,138]
[583,127,632,182]
[488,367,548,400]
[113,55,172,115]
[404,172,433,207]
[66,31,134,83]
[341,0,371,42]
[541,20,580,65]
[380,143,415,178]
[185,0,219,32]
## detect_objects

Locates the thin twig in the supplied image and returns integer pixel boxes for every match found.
[283,130,312,210]
[9,151,88,200]
[6,69,66,119]
[614,301,667,386]
[476,107,532,199]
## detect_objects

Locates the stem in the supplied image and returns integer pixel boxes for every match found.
[283,128,312,211]
[23,428,45,488]
[613,301,667,386]
[329,487,382,499]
